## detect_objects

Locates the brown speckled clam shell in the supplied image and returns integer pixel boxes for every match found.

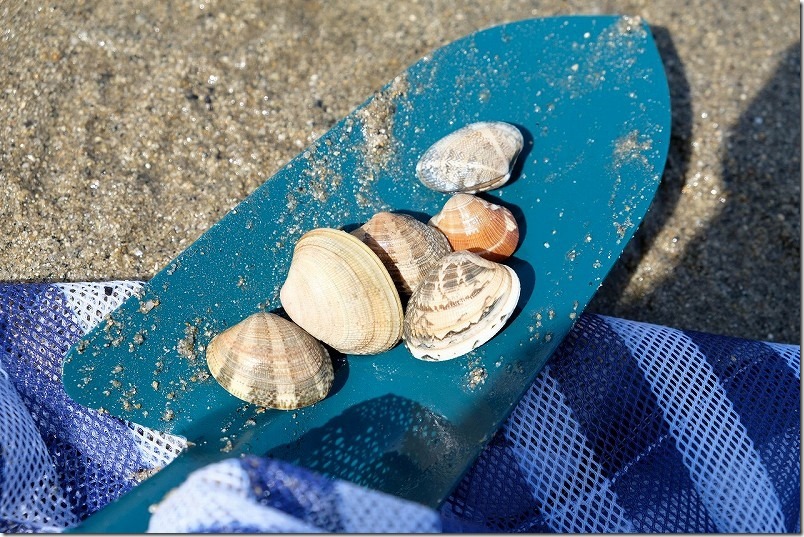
[206,312,333,410]
[351,212,452,297]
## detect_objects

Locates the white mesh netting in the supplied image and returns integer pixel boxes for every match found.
[147,459,319,533]
[55,281,146,336]
[605,317,787,532]
[147,458,442,533]
[438,314,800,533]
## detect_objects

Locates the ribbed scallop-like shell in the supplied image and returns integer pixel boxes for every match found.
[429,193,519,262]
[403,251,520,361]
[280,228,404,355]
[206,312,334,410]
[416,121,524,193]
[351,212,452,297]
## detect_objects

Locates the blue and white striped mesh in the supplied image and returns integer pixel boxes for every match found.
[0,281,799,532]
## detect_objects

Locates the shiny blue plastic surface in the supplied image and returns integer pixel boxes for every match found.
[63,15,670,532]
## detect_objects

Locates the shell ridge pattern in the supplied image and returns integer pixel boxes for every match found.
[479,123,507,159]
[415,121,523,193]
[475,229,508,257]
[206,312,334,410]
[428,158,501,175]
[403,250,519,361]
[443,284,506,339]
[352,213,451,297]
[283,228,403,354]
[331,241,371,349]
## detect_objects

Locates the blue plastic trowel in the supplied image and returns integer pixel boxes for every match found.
[62,15,670,532]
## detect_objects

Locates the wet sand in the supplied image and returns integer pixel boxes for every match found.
[1,1,799,343]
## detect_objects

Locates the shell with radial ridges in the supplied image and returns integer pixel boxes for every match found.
[415,121,524,193]
[280,228,404,355]
[206,312,334,410]
[351,212,452,297]
[429,193,519,262]
[403,250,520,361]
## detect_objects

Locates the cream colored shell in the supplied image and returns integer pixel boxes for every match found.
[206,312,334,410]
[415,121,524,193]
[429,193,519,262]
[351,212,452,297]
[280,227,404,355]
[403,250,520,361]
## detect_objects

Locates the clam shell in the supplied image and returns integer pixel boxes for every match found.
[415,121,524,193]
[280,227,404,355]
[429,193,519,262]
[403,251,520,361]
[206,312,334,410]
[351,212,452,297]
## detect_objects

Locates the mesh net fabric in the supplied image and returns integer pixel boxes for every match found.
[147,457,442,533]
[0,281,799,532]
[0,282,186,533]
[440,315,800,533]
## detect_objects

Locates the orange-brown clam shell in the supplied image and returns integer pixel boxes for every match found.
[429,193,519,262]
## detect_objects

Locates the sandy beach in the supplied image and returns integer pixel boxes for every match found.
[0,0,799,343]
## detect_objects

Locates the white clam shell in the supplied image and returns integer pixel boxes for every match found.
[206,312,334,410]
[415,121,524,193]
[403,250,520,361]
[280,227,404,355]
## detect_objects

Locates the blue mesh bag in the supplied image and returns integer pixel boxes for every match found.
[0,281,799,532]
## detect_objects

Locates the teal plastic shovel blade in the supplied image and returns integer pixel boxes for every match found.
[63,15,670,532]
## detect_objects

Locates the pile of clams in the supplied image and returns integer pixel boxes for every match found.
[206,121,525,409]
